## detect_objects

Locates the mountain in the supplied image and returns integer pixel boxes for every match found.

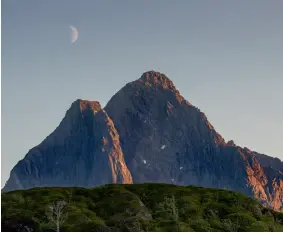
[3,71,283,211]
[3,99,132,191]
[2,184,283,232]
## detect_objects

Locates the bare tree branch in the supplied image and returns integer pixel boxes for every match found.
[45,200,68,232]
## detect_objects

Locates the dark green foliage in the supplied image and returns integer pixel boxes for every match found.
[154,195,179,221]
[2,183,283,232]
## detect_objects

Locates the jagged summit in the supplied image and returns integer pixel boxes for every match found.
[3,97,132,192]
[139,70,167,79]
[227,140,236,146]
[71,99,102,113]
[40,99,102,147]
[137,71,177,91]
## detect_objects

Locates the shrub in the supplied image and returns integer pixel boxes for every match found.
[154,195,179,221]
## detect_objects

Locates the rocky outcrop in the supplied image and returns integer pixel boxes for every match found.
[3,71,283,211]
[3,99,132,192]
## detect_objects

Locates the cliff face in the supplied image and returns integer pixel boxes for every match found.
[3,99,132,192]
[3,71,283,211]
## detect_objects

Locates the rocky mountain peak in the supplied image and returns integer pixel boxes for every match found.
[70,99,102,115]
[227,140,236,146]
[137,71,177,91]
[78,99,101,112]
[38,99,102,149]
[3,98,132,192]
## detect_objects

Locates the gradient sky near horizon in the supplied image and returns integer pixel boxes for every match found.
[2,0,283,186]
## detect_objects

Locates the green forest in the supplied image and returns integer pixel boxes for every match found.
[2,183,283,232]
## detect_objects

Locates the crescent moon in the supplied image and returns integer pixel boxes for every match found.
[70,25,78,44]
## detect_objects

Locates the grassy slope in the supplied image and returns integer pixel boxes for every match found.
[2,183,283,232]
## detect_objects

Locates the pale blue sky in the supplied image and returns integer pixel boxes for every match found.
[2,0,283,186]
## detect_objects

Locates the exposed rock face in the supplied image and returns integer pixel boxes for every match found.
[3,99,132,191]
[3,71,283,211]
